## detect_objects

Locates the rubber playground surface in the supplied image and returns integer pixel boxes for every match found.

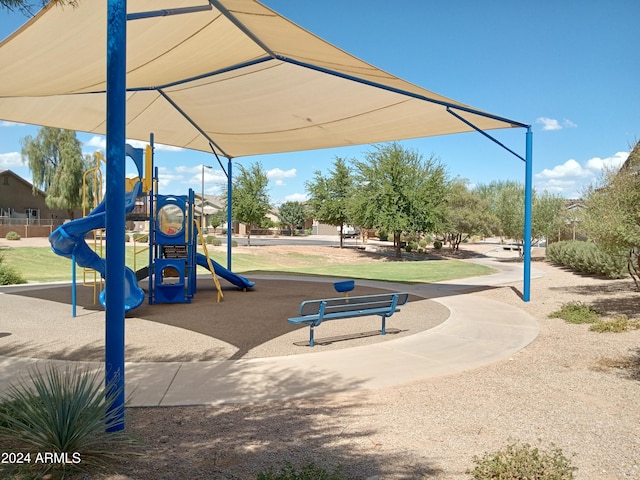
[0,275,449,363]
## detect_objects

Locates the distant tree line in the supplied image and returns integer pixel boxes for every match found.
[304,142,567,258]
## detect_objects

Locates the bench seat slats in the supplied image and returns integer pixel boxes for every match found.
[288,292,410,346]
[288,306,400,325]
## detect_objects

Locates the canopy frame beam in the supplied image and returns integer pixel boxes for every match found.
[127,4,213,21]
[446,106,532,302]
[157,89,230,158]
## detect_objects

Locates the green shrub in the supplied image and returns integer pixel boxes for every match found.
[132,232,149,243]
[467,441,576,479]
[0,365,137,478]
[589,315,640,333]
[257,461,345,480]
[5,231,20,240]
[205,235,221,246]
[377,230,388,242]
[0,254,26,285]
[547,240,627,278]
[433,240,442,250]
[232,239,238,247]
[549,302,601,324]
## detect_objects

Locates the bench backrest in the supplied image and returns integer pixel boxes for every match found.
[299,292,410,317]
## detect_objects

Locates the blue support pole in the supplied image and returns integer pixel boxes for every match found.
[71,254,76,318]
[105,0,127,432]
[227,158,232,271]
[523,127,533,302]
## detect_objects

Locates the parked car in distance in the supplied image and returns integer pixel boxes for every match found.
[337,225,360,238]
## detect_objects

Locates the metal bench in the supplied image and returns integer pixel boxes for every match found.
[288,292,410,347]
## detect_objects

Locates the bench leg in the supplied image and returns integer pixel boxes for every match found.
[309,325,315,347]
[381,315,386,335]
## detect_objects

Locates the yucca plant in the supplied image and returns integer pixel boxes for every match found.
[0,365,136,479]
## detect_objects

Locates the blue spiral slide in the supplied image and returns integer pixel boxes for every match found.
[49,182,145,312]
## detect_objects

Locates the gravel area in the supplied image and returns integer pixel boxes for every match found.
[113,262,640,480]
[3,240,640,479]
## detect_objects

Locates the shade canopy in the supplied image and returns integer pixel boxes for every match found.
[0,0,525,158]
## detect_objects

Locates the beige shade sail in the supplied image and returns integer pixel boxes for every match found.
[0,0,525,158]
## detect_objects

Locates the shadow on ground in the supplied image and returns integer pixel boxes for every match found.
[120,397,443,479]
[2,279,434,361]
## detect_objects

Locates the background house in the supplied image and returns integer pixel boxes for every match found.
[0,170,80,237]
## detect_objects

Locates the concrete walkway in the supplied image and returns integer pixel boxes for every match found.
[0,256,543,406]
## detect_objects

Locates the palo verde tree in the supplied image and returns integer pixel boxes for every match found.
[226,161,270,246]
[351,142,449,257]
[277,201,307,235]
[581,140,640,290]
[305,157,354,248]
[442,179,497,251]
[21,127,91,219]
[477,179,566,252]
[532,190,567,245]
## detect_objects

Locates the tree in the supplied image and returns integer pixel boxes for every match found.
[492,180,525,243]
[0,0,78,16]
[477,180,567,253]
[226,161,270,246]
[351,142,449,257]
[532,191,566,245]
[581,141,640,290]
[21,127,90,219]
[442,179,496,251]
[208,209,226,234]
[277,201,307,235]
[305,157,354,248]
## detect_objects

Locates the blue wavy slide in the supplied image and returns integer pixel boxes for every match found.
[195,253,255,290]
[49,182,145,312]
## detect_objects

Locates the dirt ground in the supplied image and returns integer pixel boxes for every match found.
[3,238,639,480]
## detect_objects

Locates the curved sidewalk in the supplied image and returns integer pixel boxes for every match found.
[0,258,543,406]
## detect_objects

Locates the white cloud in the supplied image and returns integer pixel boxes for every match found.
[585,151,628,172]
[84,136,106,149]
[0,121,26,127]
[534,178,580,193]
[536,117,562,131]
[284,192,308,202]
[533,149,630,197]
[0,152,22,167]
[175,165,200,174]
[267,168,296,180]
[127,139,183,152]
[156,169,185,189]
[83,136,182,153]
[535,159,592,179]
[536,117,577,131]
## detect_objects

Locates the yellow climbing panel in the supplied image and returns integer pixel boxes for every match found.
[193,219,223,303]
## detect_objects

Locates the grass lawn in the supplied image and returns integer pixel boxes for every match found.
[243,260,495,283]
[0,246,496,284]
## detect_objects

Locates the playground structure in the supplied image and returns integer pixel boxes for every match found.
[49,138,254,315]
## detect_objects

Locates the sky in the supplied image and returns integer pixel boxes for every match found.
[0,0,638,205]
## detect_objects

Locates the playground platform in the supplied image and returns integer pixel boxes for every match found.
[0,255,543,407]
